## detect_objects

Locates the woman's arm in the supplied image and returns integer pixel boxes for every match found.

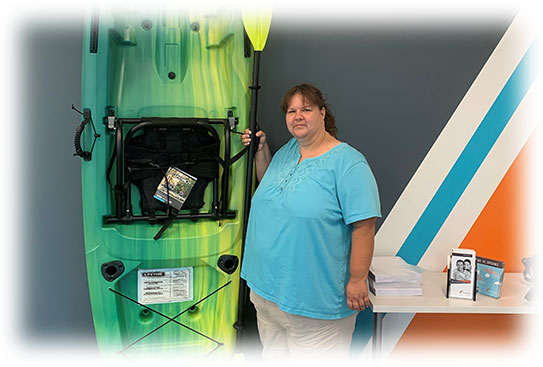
[242,129,272,182]
[346,217,377,311]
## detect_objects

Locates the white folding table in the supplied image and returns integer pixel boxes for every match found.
[368,272,536,359]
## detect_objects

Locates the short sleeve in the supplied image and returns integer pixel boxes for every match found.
[337,161,381,225]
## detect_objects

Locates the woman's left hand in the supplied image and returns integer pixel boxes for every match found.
[346,278,371,311]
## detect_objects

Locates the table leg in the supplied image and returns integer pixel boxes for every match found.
[373,312,383,360]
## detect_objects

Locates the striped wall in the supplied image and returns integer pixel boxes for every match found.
[354,8,541,360]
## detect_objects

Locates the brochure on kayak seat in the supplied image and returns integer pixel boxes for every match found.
[154,166,197,210]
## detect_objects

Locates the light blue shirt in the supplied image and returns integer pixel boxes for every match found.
[241,138,381,319]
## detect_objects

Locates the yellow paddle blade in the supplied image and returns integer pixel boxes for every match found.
[241,2,273,51]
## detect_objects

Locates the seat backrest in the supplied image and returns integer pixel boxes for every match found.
[124,125,220,214]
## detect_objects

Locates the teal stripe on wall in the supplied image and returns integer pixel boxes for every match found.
[396,39,539,265]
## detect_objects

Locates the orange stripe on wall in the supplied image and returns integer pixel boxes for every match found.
[392,314,530,354]
[456,125,540,272]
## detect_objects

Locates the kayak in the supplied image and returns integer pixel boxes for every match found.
[77,7,252,359]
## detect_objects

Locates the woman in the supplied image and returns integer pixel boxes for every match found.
[240,83,381,360]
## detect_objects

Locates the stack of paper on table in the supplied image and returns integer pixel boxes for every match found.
[369,256,423,296]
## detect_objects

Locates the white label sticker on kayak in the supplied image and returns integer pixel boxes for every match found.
[138,267,193,305]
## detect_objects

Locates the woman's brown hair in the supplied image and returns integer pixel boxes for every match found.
[280,83,337,137]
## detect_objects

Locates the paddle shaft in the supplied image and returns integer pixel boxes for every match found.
[235,50,262,347]
[243,50,261,236]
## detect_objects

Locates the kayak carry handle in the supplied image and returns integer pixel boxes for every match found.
[73,105,100,161]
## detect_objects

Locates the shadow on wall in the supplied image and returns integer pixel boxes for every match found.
[20,16,96,347]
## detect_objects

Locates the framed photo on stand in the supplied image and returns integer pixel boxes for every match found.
[446,248,477,300]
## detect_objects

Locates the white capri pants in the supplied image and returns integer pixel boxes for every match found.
[250,290,357,361]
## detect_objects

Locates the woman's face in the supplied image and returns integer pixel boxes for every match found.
[285,93,325,142]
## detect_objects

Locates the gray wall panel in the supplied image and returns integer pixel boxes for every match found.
[21,18,96,346]
[258,21,512,229]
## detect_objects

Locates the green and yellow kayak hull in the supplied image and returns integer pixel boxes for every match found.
[80,7,252,359]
